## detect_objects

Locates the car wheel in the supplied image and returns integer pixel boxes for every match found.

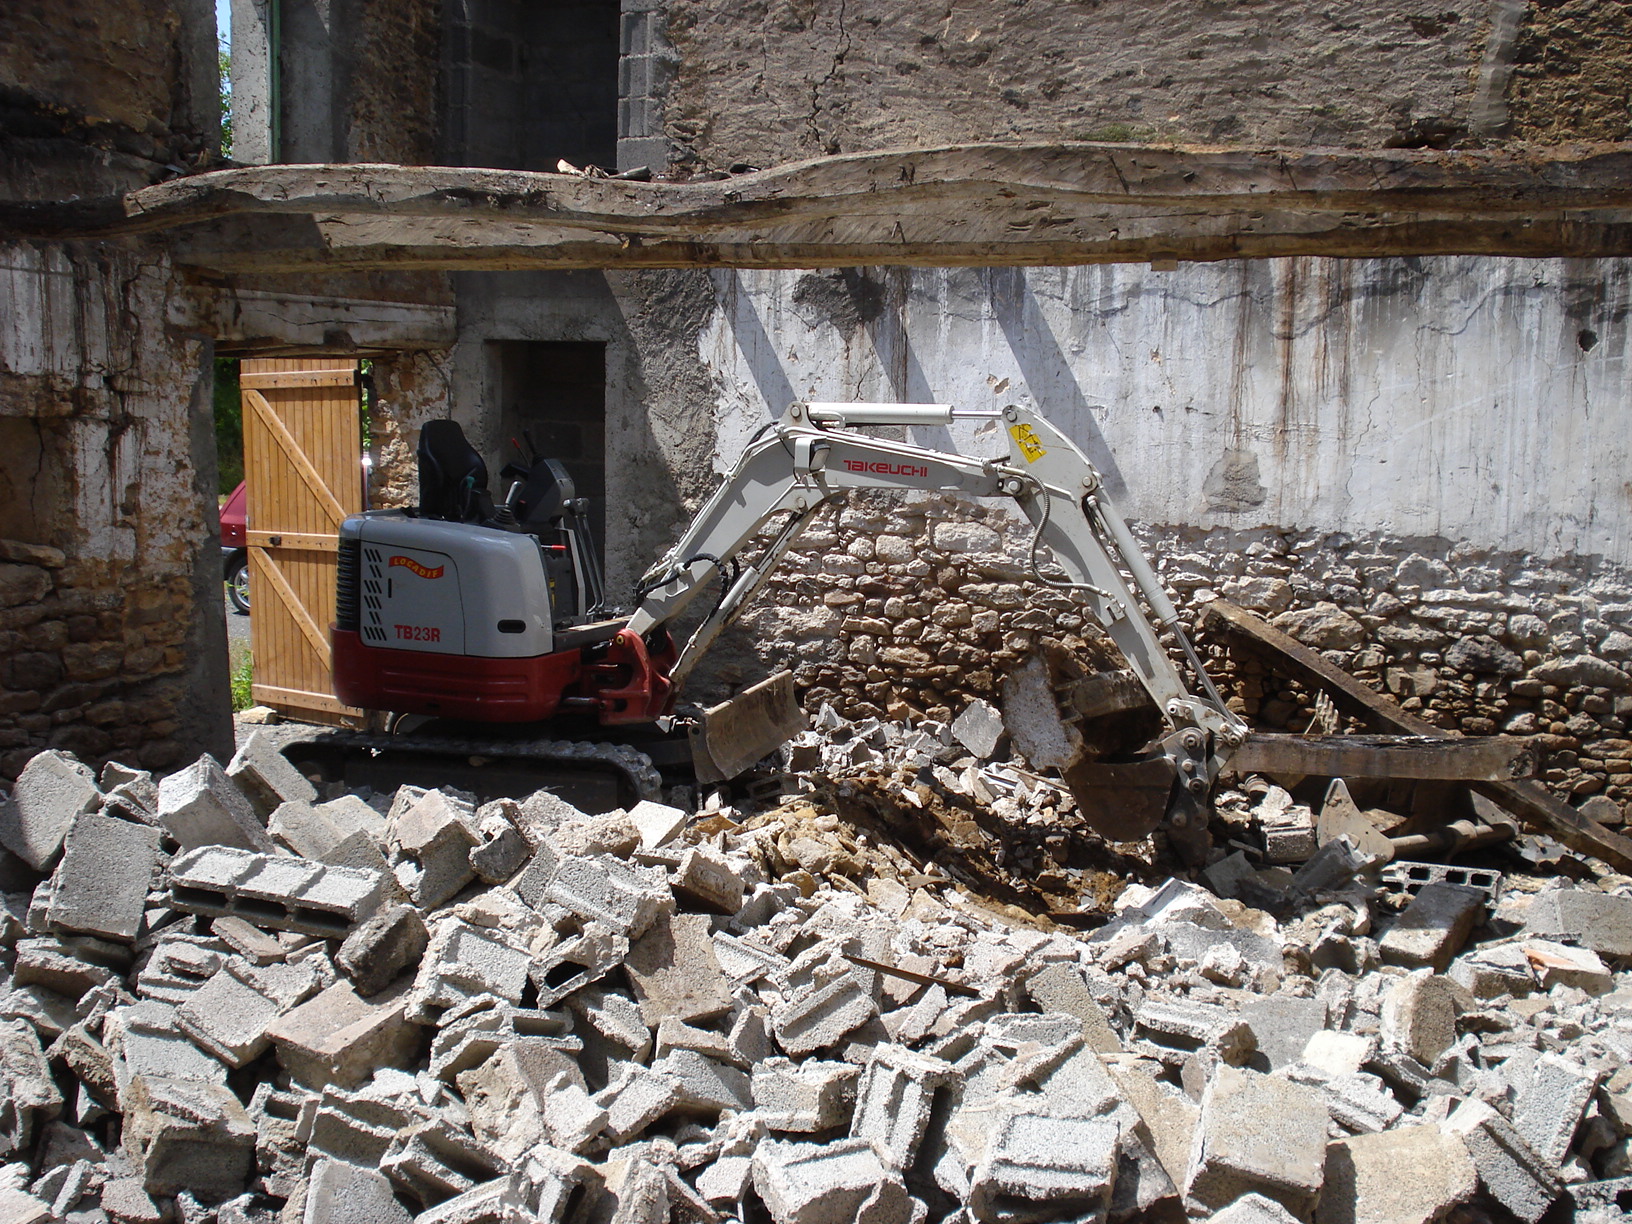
[226,556,250,614]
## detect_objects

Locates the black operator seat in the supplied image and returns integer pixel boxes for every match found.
[416,420,495,523]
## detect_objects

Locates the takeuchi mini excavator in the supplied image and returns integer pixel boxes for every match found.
[330,402,1248,859]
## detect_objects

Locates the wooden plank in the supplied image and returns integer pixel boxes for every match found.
[1203,599,1632,875]
[247,530,337,552]
[242,388,350,527]
[250,684,354,716]
[1232,733,1535,781]
[253,549,330,664]
[241,369,358,389]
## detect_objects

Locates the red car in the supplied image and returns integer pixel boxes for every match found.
[221,481,249,613]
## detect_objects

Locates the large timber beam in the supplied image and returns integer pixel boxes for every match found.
[4,142,1632,272]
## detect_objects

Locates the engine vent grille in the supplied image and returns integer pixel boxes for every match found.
[336,539,361,632]
[360,545,388,644]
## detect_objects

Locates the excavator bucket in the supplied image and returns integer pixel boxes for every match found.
[688,670,806,783]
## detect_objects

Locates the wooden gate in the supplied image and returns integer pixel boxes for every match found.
[240,357,366,725]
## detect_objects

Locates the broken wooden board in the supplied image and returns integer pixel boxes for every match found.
[1231,733,1535,781]
[6,142,1632,273]
[1203,598,1632,876]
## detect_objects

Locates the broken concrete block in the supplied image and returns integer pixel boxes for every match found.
[596,1064,683,1142]
[1238,994,1326,1072]
[671,845,746,914]
[103,1003,229,1104]
[156,755,276,855]
[268,800,347,861]
[265,979,417,1089]
[627,799,688,849]
[429,1002,577,1081]
[468,811,529,884]
[752,1137,912,1224]
[45,812,160,943]
[952,698,1005,759]
[12,936,120,998]
[1379,884,1486,972]
[211,915,285,966]
[0,1188,51,1224]
[99,1176,165,1224]
[302,1157,413,1224]
[851,1044,959,1171]
[0,749,99,871]
[529,923,630,1008]
[697,1155,754,1208]
[655,1048,753,1115]
[1315,1124,1478,1224]
[1444,1098,1561,1223]
[624,910,734,1026]
[336,903,428,997]
[1106,1057,1200,1190]
[226,730,317,819]
[1301,1030,1373,1077]
[1284,1064,1403,1135]
[1184,1065,1329,1217]
[389,790,479,909]
[1447,943,1535,999]
[752,1058,860,1133]
[1210,1192,1308,1224]
[1134,997,1256,1066]
[969,1112,1120,1223]
[1020,963,1122,1053]
[1521,888,1632,959]
[772,968,880,1057]
[1512,1052,1604,1169]
[543,854,671,938]
[404,918,532,1023]
[167,845,387,938]
[381,1117,504,1206]
[1519,937,1615,992]
[174,966,282,1068]
[121,1075,256,1199]
[1380,972,1461,1066]
[0,1020,62,1157]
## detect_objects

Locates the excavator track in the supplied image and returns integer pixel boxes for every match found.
[277,728,664,814]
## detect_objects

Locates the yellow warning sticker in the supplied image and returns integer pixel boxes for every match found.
[1009,423,1047,463]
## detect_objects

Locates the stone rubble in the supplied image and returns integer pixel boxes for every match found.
[2,727,1632,1224]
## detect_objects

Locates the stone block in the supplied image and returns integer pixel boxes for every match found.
[625,910,734,1026]
[752,1058,860,1133]
[752,1137,912,1224]
[1183,1065,1329,1217]
[851,1044,959,1170]
[1444,1098,1560,1223]
[167,845,386,938]
[1512,1053,1603,1169]
[627,799,688,849]
[671,845,746,914]
[45,812,160,942]
[1521,888,1632,959]
[543,854,671,937]
[174,966,282,1068]
[302,1157,413,1224]
[226,730,317,819]
[772,969,880,1057]
[1380,973,1460,1066]
[156,756,275,855]
[969,1112,1120,1222]
[1379,884,1485,972]
[0,749,99,870]
[336,903,428,997]
[1315,1125,1477,1224]
[121,1075,256,1199]
[390,790,479,909]
[265,980,417,1089]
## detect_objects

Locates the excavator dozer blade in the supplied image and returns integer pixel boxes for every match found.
[689,670,806,783]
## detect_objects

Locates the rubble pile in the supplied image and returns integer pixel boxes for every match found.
[5,729,1632,1223]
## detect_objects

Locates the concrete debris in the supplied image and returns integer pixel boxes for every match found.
[1,734,1631,1223]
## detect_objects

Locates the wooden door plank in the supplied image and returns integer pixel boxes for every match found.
[241,369,358,389]
[243,387,350,527]
[255,549,330,665]
[246,530,336,552]
[1202,599,1632,875]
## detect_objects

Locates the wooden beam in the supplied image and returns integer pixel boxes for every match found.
[1202,599,1632,875]
[4,142,1632,271]
[1232,733,1535,781]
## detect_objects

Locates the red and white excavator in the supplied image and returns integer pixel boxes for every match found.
[327,402,1247,859]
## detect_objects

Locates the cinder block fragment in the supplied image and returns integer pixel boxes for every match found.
[595,1063,682,1141]
[46,812,160,942]
[1522,888,1632,959]
[174,966,282,1068]
[1184,1065,1329,1217]
[772,969,879,1057]
[1135,997,1256,1066]
[1380,972,1461,1066]
[1210,1192,1306,1224]
[157,755,275,855]
[404,919,532,1023]
[1238,994,1327,1072]
[1444,1098,1561,1223]
[697,1155,754,1208]
[507,1146,600,1224]
[624,910,734,1026]
[381,1118,504,1206]
[1301,1030,1373,1077]
[167,845,386,937]
[1315,1125,1477,1224]
[99,1176,165,1224]
[752,1138,912,1224]
[1519,937,1615,992]
[306,1081,416,1169]
[851,1044,958,1170]
[529,923,630,1008]
[0,1019,62,1153]
[389,790,478,909]
[302,1157,413,1224]
[628,799,688,849]
[1283,1064,1403,1135]
[227,730,317,818]
[655,1048,753,1115]
[103,1003,228,1104]
[969,1112,1120,1221]
[337,903,428,997]
[122,1075,256,1199]
[12,937,119,998]
[543,854,671,937]
[1512,1053,1604,1169]
[265,979,417,1090]
[429,1004,577,1081]
[0,749,99,870]
[268,800,344,860]
[1021,963,1122,1053]
[211,915,285,966]
[0,1187,51,1223]
[414,1178,509,1224]
[468,809,529,884]
[752,1058,860,1133]
[1379,884,1486,972]
[671,845,746,914]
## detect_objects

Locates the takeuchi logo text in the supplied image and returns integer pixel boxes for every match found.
[842,459,930,478]
[388,555,444,579]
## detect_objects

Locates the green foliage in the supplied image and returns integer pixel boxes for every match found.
[229,652,254,712]
[219,47,233,158]
[214,358,243,494]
